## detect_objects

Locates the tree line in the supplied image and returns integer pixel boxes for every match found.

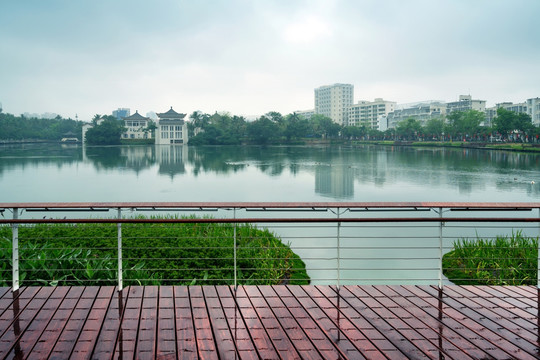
[0,113,82,141]
[2,107,538,144]
[189,108,540,145]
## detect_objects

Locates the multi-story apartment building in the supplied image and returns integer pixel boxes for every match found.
[386,101,446,129]
[485,102,528,127]
[314,83,353,126]
[446,95,486,114]
[527,97,540,126]
[348,98,396,129]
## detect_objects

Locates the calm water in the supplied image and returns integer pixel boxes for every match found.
[1,143,539,284]
[0,143,539,202]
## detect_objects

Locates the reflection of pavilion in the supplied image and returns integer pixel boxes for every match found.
[315,165,354,199]
[156,145,188,178]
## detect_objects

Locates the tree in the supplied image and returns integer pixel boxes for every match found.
[85,117,125,145]
[396,117,422,140]
[247,116,279,144]
[283,113,310,140]
[423,118,445,139]
[447,110,484,140]
[311,114,341,138]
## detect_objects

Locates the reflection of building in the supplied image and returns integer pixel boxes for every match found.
[314,84,354,126]
[348,98,396,129]
[155,107,189,145]
[315,165,354,199]
[156,144,188,178]
[122,111,151,139]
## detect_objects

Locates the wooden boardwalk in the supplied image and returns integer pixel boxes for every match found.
[0,285,538,359]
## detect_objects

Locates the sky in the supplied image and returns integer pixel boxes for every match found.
[1,0,539,121]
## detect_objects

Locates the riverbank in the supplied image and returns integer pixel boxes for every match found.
[346,140,540,153]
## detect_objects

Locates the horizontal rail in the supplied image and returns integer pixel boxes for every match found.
[1,217,539,224]
[1,201,539,210]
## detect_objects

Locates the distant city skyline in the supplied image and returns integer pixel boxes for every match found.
[1,1,539,121]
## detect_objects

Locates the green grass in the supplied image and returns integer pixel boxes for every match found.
[442,231,538,285]
[0,217,310,286]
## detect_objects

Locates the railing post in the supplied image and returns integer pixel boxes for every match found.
[439,207,443,289]
[337,207,341,289]
[233,207,237,290]
[117,208,123,291]
[12,208,19,292]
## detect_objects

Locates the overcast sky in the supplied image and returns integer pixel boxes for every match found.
[1,0,539,121]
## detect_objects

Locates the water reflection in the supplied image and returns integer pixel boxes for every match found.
[0,143,539,200]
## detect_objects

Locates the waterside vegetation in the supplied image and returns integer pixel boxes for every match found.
[0,217,310,287]
[442,232,538,285]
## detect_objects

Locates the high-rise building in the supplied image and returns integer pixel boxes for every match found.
[112,108,130,120]
[314,84,353,126]
[348,98,396,129]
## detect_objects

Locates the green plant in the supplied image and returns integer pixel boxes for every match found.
[442,231,538,285]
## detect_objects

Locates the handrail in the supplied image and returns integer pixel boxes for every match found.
[1,202,539,293]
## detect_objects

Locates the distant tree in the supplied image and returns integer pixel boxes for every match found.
[247,116,279,144]
[446,110,484,140]
[423,118,445,139]
[85,117,125,145]
[396,117,422,140]
[311,114,341,138]
[283,113,310,140]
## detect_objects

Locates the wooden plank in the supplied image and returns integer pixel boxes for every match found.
[0,286,54,358]
[173,286,197,358]
[284,285,368,359]
[202,286,238,359]
[49,286,100,358]
[108,286,140,360]
[135,286,158,359]
[215,286,260,360]
[156,286,176,358]
[235,286,280,359]
[409,286,531,359]
[189,286,219,359]
[17,286,76,359]
[70,286,116,359]
[244,286,302,359]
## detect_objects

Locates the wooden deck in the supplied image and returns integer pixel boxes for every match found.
[0,285,538,359]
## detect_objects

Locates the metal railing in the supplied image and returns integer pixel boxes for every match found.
[1,202,539,292]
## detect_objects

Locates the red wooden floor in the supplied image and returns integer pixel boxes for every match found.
[0,285,538,359]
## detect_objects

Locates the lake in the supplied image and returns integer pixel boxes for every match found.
[1,143,539,285]
[1,143,539,203]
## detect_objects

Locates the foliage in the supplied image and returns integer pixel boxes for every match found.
[395,117,422,140]
[85,116,126,145]
[0,218,310,286]
[0,112,83,140]
[446,110,484,140]
[442,232,537,285]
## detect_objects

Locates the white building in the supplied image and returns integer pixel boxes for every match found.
[314,83,354,126]
[527,97,540,126]
[295,109,315,120]
[485,101,528,127]
[348,98,396,129]
[446,95,486,114]
[122,111,152,139]
[387,101,446,129]
[155,107,189,145]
